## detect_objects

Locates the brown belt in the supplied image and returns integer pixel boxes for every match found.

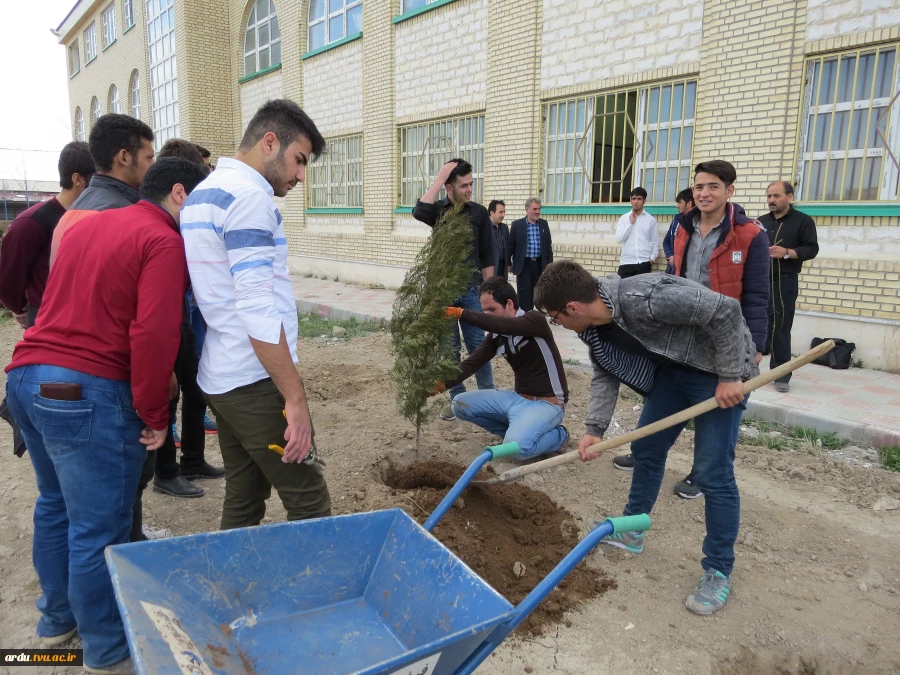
[519,393,565,409]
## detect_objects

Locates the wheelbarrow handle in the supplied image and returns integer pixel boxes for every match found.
[421,442,520,532]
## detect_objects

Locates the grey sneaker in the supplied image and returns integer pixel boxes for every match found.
[587,519,645,553]
[41,627,77,645]
[612,453,634,471]
[774,382,789,393]
[440,405,456,421]
[673,473,703,499]
[685,569,732,615]
[141,524,174,540]
[84,656,135,674]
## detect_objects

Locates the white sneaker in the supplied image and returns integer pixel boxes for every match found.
[141,524,174,540]
[84,656,135,674]
[41,627,77,645]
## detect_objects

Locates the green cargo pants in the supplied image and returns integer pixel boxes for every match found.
[205,378,331,530]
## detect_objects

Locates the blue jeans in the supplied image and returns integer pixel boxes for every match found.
[451,389,567,459]
[449,286,494,398]
[624,364,746,577]
[6,365,146,669]
[187,290,206,358]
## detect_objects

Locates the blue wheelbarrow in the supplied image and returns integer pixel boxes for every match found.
[106,443,651,675]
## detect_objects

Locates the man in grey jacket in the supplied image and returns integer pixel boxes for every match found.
[534,261,755,616]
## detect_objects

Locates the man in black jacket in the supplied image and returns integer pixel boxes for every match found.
[413,159,495,420]
[759,181,819,393]
[489,199,511,279]
[509,198,553,311]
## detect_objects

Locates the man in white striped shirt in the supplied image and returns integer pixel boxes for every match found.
[181,100,331,529]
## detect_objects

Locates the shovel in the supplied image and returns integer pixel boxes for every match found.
[473,340,835,486]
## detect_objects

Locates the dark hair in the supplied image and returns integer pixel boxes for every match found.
[139,157,209,203]
[533,261,600,312]
[158,138,208,170]
[694,160,737,187]
[769,180,794,196]
[239,99,326,161]
[446,157,473,186]
[488,199,505,214]
[58,141,95,190]
[89,114,154,172]
[676,187,694,205]
[194,144,211,159]
[479,276,519,310]
[630,187,647,199]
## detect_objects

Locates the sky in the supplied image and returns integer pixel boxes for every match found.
[0,0,80,185]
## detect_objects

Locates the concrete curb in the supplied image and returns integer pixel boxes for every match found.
[295,299,389,327]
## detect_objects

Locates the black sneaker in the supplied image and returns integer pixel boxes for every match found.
[181,461,225,480]
[673,473,703,499]
[612,453,634,471]
[153,476,205,498]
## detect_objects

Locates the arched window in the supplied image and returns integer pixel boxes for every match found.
[244,0,281,76]
[308,0,361,52]
[91,97,101,127]
[130,70,141,119]
[74,107,85,141]
[108,85,120,114]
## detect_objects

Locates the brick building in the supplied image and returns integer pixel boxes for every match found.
[55,0,900,368]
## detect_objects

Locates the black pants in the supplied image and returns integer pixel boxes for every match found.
[130,450,157,542]
[517,258,544,311]
[766,272,799,384]
[617,261,653,279]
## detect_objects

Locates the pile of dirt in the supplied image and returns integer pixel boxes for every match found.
[379,459,615,636]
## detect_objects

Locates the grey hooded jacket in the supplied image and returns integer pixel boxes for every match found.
[584,274,758,437]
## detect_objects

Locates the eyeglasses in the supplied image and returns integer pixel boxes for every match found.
[549,307,566,326]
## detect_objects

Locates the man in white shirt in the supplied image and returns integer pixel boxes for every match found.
[615,187,660,278]
[181,100,331,529]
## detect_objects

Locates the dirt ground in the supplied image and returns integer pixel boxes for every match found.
[1,323,900,674]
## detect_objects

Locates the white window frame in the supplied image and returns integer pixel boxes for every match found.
[68,42,80,77]
[244,0,281,76]
[400,114,485,206]
[102,3,117,49]
[147,0,178,148]
[308,0,362,52]
[74,107,85,141]
[308,135,364,208]
[124,0,135,29]
[797,45,900,202]
[108,85,120,114]
[90,97,101,128]
[84,22,98,62]
[130,70,141,119]
[401,0,440,13]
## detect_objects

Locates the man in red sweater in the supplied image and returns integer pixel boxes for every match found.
[4,157,208,674]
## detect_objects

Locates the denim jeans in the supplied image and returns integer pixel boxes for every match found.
[449,286,494,398]
[451,389,567,459]
[187,290,207,358]
[6,365,146,669]
[624,364,746,577]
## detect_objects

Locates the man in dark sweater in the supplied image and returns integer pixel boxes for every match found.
[760,181,819,393]
[413,159,495,421]
[439,277,568,459]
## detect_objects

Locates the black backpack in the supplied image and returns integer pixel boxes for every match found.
[810,337,855,369]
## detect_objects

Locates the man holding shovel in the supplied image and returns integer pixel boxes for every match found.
[534,261,756,616]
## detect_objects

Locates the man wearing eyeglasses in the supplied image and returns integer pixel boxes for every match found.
[534,260,758,616]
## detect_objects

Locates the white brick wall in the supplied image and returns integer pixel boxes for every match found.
[306,216,365,234]
[394,0,488,119]
[807,0,900,42]
[541,0,703,90]
[393,216,431,238]
[240,70,283,129]
[303,41,364,135]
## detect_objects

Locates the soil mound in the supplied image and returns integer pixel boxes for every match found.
[380,459,615,636]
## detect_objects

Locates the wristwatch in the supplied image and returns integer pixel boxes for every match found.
[783,252,790,259]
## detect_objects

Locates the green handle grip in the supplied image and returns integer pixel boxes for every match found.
[606,514,652,534]
[488,442,520,459]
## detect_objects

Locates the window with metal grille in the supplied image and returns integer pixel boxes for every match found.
[74,108,85,141]
[401,0,441,12]
[108,85,120,114]
[244,0,281,76]
[307,135,363,208]
[68,42,80,76]
[130,70,140,119]
[798,46,900,201]
[148,0,178,149]
[399,114,485,206]
[124,0,135,29]
[308,0,361,52]
[102,3,117,48]
[84,23,97,62]
[541,79,697,204]
[91,97,101,128]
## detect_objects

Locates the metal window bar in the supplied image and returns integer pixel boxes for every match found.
[308,135,363,208]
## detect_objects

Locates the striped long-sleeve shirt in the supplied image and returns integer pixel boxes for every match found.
[180,157,298,395]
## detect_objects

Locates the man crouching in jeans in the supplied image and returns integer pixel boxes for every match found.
[534,261,756,616]
[5,157,208,673]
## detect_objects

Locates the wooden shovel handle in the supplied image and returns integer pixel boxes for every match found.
[477,340,835,486]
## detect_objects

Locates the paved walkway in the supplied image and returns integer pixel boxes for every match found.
[292,275,900,447]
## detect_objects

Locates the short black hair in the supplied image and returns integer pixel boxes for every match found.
[534,261,600,312]
[58,141,95,190]
[768,180,794,196]
[630,187,647,199]
[239,99,326,161]
[488,199,505,214]
[158,138,208,170]
[480,276,519,310]
[139,157,209,203]
[446,158,473,186]
[194,144,211,159]
[694,160,737,187]
[89,114,154,172]
[676,187,694,205]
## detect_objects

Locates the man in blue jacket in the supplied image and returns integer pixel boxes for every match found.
[663,188,695,274]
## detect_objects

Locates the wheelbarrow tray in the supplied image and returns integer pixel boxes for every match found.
[106,509,514,675]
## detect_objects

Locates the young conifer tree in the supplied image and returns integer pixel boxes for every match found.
[390,205,475,457]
